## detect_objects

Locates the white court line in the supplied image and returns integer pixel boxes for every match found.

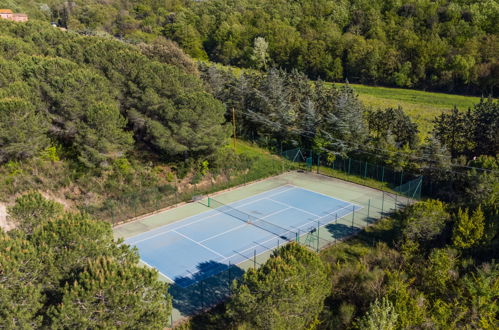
[141,260,174,282]
[221,203,363,264]
[267,197,321,217]
[198,206,292,243]
[172,230,227,259]
[129,185,295,245]
[295,203,360,232]
[287,184,357,206]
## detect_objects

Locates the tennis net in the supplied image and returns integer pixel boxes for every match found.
[207,197,298,241]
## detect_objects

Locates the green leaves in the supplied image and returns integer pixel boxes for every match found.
[0,98,49,163]
[1,194,171,327]
[8,191,63,234]
[401,200,450,247]
[452,206,485,248]
[48,256,171,329]
[227,243,330,329]
[0,20,227,167]
[357,297,398,330]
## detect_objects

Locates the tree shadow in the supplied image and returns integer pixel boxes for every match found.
[325,223,359,239]
[169,260,244,316]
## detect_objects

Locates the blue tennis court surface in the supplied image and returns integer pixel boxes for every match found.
[125,185,361,287]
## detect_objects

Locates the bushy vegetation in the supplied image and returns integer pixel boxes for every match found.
[0,19,227,168]
[199,64,498,202]
[6,0,497,94]
[1,192,172,328]
[183,198,498,329]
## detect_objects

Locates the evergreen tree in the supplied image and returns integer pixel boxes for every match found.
[357,297,398,330]
[0,98,49,163]
[48,256,171,329]
[8,191,64,235]
[452,206,485,248]
[432,107,473,158]
[227,243,330,329]
[0,230,44,328]
[401,200,450,247]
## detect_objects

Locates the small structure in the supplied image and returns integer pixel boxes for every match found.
[0,9,28,22]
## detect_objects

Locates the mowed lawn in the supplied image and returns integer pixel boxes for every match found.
[335,83,482,137]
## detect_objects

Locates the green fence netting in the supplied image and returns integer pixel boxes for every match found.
[282,148,423,200]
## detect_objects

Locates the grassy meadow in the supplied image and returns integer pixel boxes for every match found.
[334,83,482,137]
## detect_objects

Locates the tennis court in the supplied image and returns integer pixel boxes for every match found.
[125,184,361,287]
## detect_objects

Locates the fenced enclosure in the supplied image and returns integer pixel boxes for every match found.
[114,170,415,326]
[281,147,423,200]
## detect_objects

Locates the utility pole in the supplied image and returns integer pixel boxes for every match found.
[232,108,236,150]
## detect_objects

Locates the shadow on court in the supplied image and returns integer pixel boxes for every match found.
[325,223,359,239]
[169,261,244,316]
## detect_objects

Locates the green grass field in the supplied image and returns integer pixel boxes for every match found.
[333,82,482,137]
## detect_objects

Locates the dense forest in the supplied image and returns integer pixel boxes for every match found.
[4,0,498,94]
[0,2,498,329]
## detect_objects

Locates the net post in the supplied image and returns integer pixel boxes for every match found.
[351,205,355,228]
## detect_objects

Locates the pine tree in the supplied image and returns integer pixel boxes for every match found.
[48,256,171,328]
[452,206,485,248]
[8,191,64,234]
[0,98,49,163]
[227,243,331,329]
[357,297,398,330]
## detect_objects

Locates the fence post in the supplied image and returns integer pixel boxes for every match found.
[253,249,256,268]
[228,261,231,291]
[351,205,355,228]
[317,154,320,174]
[381,166,385,182]
[400,171,404,186]
[316,220,320,252]
[367,199,370,221]
[395,194,398,211]
[364,161,368,178]
[381,192,384,213]
[348,158,351,174]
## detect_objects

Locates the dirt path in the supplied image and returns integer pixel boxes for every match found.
[0,203,14,231]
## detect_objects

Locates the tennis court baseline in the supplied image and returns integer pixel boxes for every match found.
[125,185,361,287]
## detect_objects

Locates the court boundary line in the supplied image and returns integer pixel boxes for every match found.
[131,184,364,286]
[141,260,174,282]
[267,197,321,217]
[198,206,292,244]
[172,201,365,285]
[172,229,227,260]
[286,183,357,206]
[127,185,295,245]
